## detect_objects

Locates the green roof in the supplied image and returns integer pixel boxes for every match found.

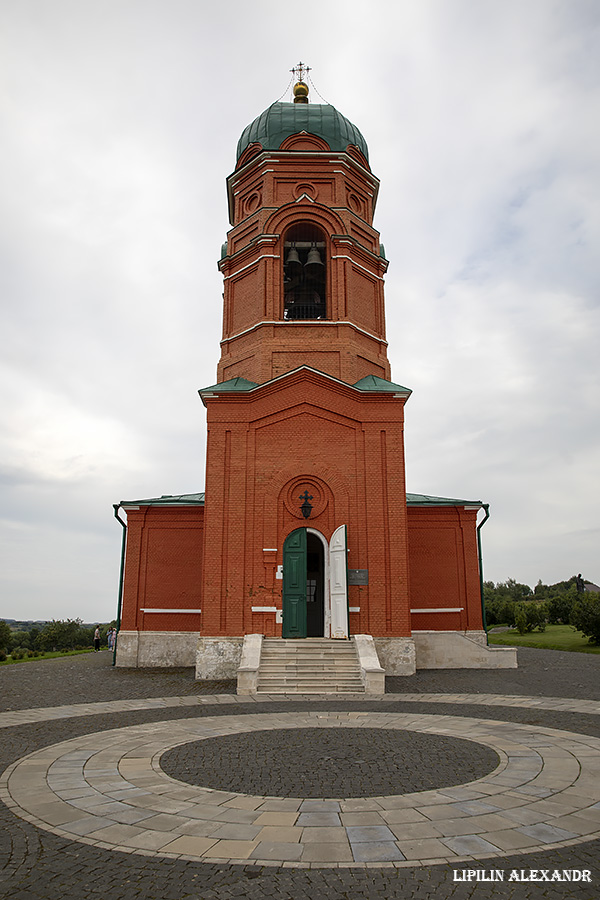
[237,102,369,162]
[406,493,484,507]
[353,375,411,395]
[118,490,482,509]
[199,371,411,398]
[199,377,258,395]
[120,493,205,507]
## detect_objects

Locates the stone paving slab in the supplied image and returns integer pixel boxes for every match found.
[0,691,599,731]
[2,710,600,868]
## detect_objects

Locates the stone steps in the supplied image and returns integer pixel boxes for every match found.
[256,638,364,693]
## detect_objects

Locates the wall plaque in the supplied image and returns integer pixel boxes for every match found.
[348,569,368,585]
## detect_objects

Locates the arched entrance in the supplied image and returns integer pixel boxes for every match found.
[306,531,325,636]
[282,528,326,638]
[282,526,348,639]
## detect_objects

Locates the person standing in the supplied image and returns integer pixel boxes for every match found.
[94,626,101,652]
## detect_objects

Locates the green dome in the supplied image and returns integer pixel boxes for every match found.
[236,102,369,162]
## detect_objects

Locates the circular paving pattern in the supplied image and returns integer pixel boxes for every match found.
[160,727,500,798]
[2,710,600,868]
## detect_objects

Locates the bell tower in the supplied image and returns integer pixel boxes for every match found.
[197,69,415,673]
[217,75,391,386]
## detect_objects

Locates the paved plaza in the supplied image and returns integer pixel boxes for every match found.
[0,649,599,899]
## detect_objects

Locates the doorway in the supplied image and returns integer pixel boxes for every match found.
[282,527,327,638]
[306,531,325,636]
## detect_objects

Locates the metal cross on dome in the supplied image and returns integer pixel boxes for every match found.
[290,61,311,82]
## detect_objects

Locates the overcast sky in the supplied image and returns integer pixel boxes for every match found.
[1,0,598,623]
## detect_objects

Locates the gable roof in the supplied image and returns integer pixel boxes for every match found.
[199,367,411,399]
[119,493,205,507]
[406,493,484,507]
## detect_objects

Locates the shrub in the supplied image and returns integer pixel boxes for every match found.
[0,619,12,652]
[38,619,92,652]
[0,650,6,662]
[514,606,528,634]
[547,586,577,624]
[570,596,600,644]
[514,601,547,634]
[484,597,516,627]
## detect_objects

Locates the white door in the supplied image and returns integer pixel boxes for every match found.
[329,525,349,639]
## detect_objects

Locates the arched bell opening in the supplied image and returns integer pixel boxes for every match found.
[283,223,327,321]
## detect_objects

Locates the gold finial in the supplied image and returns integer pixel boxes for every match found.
[290,61,310,103]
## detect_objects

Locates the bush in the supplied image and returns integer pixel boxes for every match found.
[570,596,600,644]
[514,601,547,634]
[0,650,6,662]
[38,619,93,652]
[514,606,528,634]
[547,586,577,624]
[10,647,27,660]
[0,619,12,653]
[484,597,516,627]
[9,630,32,652]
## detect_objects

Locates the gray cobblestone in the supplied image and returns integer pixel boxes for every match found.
[160,727,499,798]
[0,649,599,898]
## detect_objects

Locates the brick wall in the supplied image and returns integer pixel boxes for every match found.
[407,506,483,632]
[120,506,204,633]
[201,368,412,638]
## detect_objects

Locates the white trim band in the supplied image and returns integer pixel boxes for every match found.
[140,608,202,614]
[331,255,385,280]
[251,606,278,613]
[410,608,464,613]
[221,319,387,347]
[223,256,280,279]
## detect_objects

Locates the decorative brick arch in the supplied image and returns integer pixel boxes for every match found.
[346,144,370,170]
[279,133,331,153]
[265,203,346,238]
[266,204,348,322]
[272,463,352,541]
[236,142,263,169]
[279,473,333,523]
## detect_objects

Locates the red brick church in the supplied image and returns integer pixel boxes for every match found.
[114,69,516,684]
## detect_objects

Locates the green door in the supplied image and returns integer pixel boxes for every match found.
[282,528,307,638]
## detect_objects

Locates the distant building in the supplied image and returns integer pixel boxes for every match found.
[114,75,516,680]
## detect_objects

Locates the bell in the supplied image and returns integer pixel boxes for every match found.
[304,244,324,278]
[285,246,302,275]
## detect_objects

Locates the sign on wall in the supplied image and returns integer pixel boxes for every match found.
[348,569,369,585]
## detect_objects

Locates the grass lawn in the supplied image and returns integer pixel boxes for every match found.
[0,649,95,666]
[488,624,600,654]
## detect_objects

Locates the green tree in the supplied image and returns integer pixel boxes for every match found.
[528,602,548,633]
[38,619,91,652]
[547,585,577,624]
[514,601,547,633]
[9,630,31,651]
[570,596,600,644]
[503,579,533,602]
[0,620,11,652]
[484,579,533,604]
[514,605,528,634]
[28,626,41,650]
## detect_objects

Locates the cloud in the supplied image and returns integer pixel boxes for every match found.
[0,0,598,619]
